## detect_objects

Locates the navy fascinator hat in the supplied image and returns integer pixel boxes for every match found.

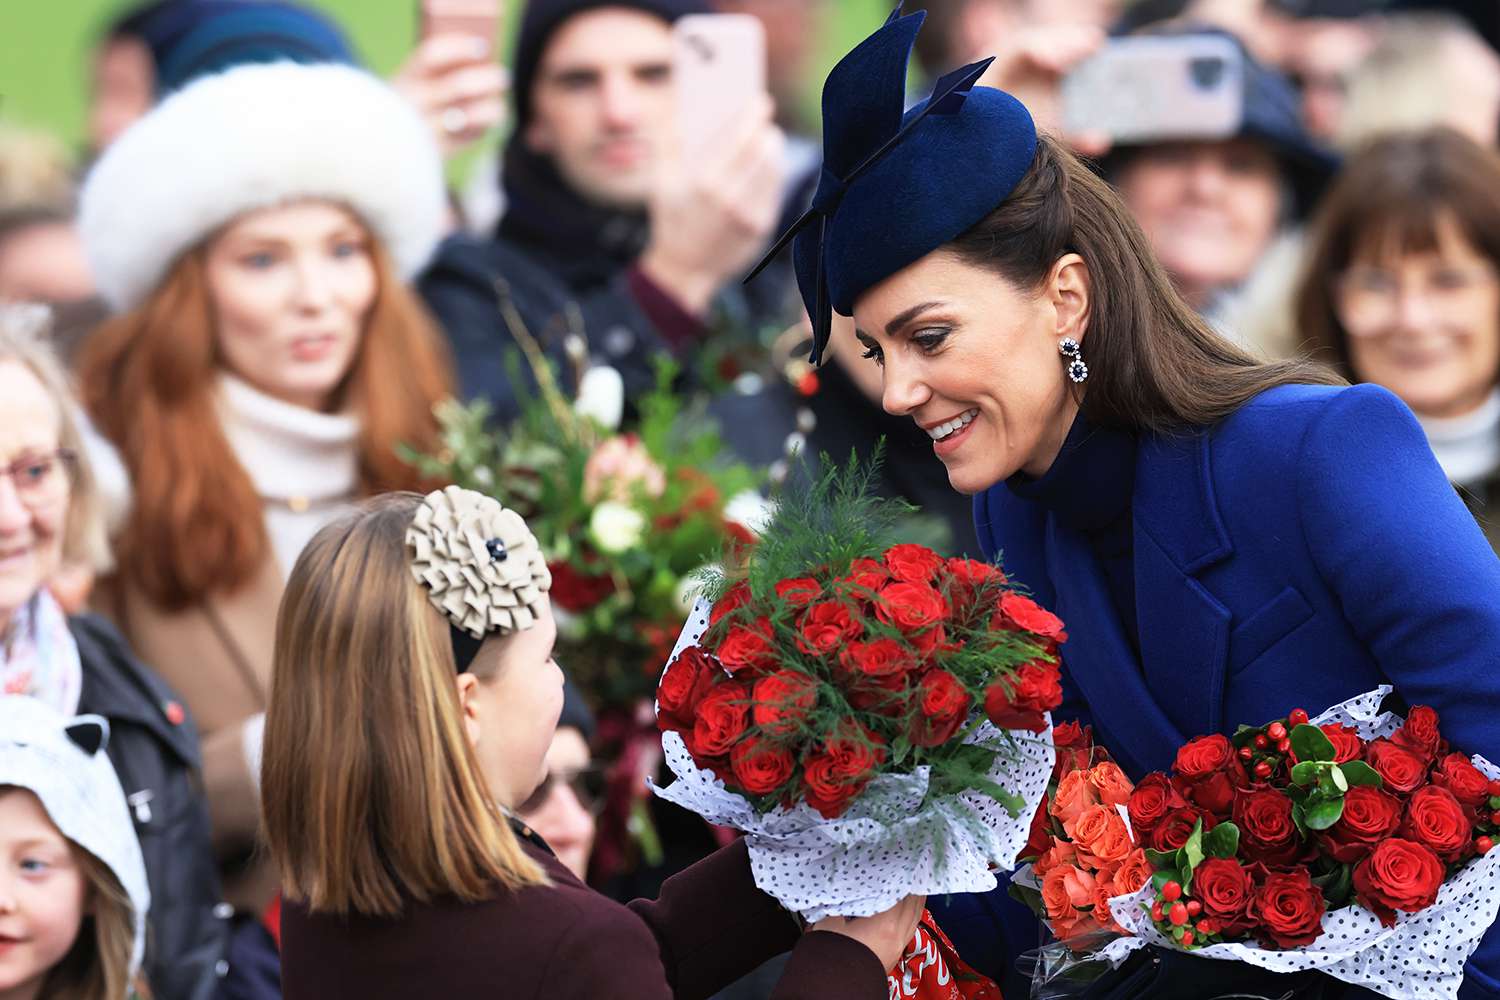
[747,6,1039,365]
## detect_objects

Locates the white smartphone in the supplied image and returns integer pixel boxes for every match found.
[672,14,767,162]
[1061,35,1245,144]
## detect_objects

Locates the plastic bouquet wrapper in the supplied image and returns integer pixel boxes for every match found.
[649,455,1060,921]
[1035,687,1500,1000]
[888,910,1005,1000]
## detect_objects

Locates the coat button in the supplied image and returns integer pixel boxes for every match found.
[164,701,185,726]
[214,902,234,920]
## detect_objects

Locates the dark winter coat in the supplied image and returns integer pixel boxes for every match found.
[70,613,229,1000]
[280,837,885,1000]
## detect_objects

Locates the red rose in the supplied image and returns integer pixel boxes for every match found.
[875,582,950,634]
[656,645,720,735]
[803,754,860,819]
[1022,795,1054,861]
[838,637,914,679]
[751,670,818,737]
[907,623,950,660]
[1233,786,1305,866]
[775,577,823,607]
[1400,785,1474,864]
[1127,772,1185,835]
[1320,723,1366,764]
[848,670,909,716]
[710,581,751,626]
[717,616,777,676]
[945,557,1003,587]
[730,738,796,796]
[1193,857,1256,935]
[1431,752,1492,810]
[796,601,862,657]
[1320,785,1403,863]
[993,592,1068,643]
[1393,705,1444,763]
[1173,734,1244,818]
[1250,869,1326,949]
[1053,720,1096,777]
[1148,807,1205,852]
[908,669,973,747]
[884,543,944,583]
[546,560,615,611]
[802,725,887,818]
[1352,838,1446,926]
[843,558,890,594]
[688,681,750,763]
[1366,739,1428,796]
[983,660,1062,734]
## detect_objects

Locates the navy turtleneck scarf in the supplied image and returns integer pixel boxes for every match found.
[1006,411,1141,653]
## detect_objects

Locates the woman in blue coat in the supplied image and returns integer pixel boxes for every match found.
[750,8,1500,998]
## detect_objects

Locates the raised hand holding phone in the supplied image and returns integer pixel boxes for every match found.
[393,0,508,156]
[637,15,785,316]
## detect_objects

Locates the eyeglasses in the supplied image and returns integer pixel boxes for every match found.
[0,450,76,509]
[1334,263,1499,336]
[517,764,606,817]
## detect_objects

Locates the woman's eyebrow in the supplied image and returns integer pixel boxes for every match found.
[885,300,946,336]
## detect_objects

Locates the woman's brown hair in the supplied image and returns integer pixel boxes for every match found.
[77,222,452,611]
[1294,127,1500,378]
[261,493,546,917]
[948,134,1344,431]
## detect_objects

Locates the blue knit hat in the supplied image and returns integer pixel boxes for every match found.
[747,7,1038,365]
[146,0,357,94]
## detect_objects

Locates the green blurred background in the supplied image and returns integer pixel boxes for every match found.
[0,0,892,156]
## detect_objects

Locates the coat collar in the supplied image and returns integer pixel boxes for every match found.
[1040,426,1236,774]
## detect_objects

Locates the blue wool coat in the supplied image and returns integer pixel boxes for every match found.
[943,383,1500,997]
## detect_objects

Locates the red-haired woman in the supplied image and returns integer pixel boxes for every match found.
[74,60,454,915]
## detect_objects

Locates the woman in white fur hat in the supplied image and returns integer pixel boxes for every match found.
[72,60,455,917]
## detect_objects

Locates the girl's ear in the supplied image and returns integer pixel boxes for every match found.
[454,673,482,748]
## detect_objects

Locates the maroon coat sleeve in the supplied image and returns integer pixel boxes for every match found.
[547,840,887,1000]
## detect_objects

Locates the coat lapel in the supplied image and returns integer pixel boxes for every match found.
[1132,431,1234,742]
[1044,515,1187,777]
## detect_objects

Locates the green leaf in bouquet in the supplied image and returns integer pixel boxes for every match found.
[1145,848,1179,870]
[1311,861,1354,907]
[1339,760,1382,787]
[1203,821,1240,859]
[1329,764,1349,793]
[1291,723,1337,764]
[1009,880,1048,922]
[1183,819,1205,872]
[1231,724,1264,750]
[1304,797,1344,830]
[891,735,913,767]
[1292,800,1308,837]
[1290,761,1321,786]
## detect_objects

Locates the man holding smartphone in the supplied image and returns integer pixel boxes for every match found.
[421,0,794,421]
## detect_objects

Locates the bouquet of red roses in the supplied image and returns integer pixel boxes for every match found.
[1094,687,1500,1000]
[650,455,1064,920]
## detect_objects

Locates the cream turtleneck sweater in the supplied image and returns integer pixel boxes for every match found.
[1416,388,1500,491]
[83,374,361,578]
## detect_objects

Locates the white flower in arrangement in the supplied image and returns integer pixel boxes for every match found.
[575,365,625,431]
[589,501,646,554]
[724,490,775,536]
[674,566,717,616]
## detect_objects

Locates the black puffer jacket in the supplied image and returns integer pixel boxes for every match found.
[71,613,230,1000]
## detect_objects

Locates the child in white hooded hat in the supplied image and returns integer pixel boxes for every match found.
[0,696,150,1000]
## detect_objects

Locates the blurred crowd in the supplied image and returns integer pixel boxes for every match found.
[4,0,1500,997]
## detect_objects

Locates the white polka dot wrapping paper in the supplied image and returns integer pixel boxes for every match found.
[649,599,1057,923]
[1095,686,1500,1000]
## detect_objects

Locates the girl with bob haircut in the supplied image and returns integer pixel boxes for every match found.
[0,697,152,1000]
[762,10,1500,997]
[262,488,923,999]
[1295,127,1500,552]
[73,60,454,914]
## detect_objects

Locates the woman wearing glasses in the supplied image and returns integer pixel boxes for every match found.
[0,306,227,1000]
[1295,127,1500,552]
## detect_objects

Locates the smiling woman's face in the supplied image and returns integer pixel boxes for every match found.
[850,248,1090,495]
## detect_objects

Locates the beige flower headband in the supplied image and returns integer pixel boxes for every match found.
[407,486,552,670]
